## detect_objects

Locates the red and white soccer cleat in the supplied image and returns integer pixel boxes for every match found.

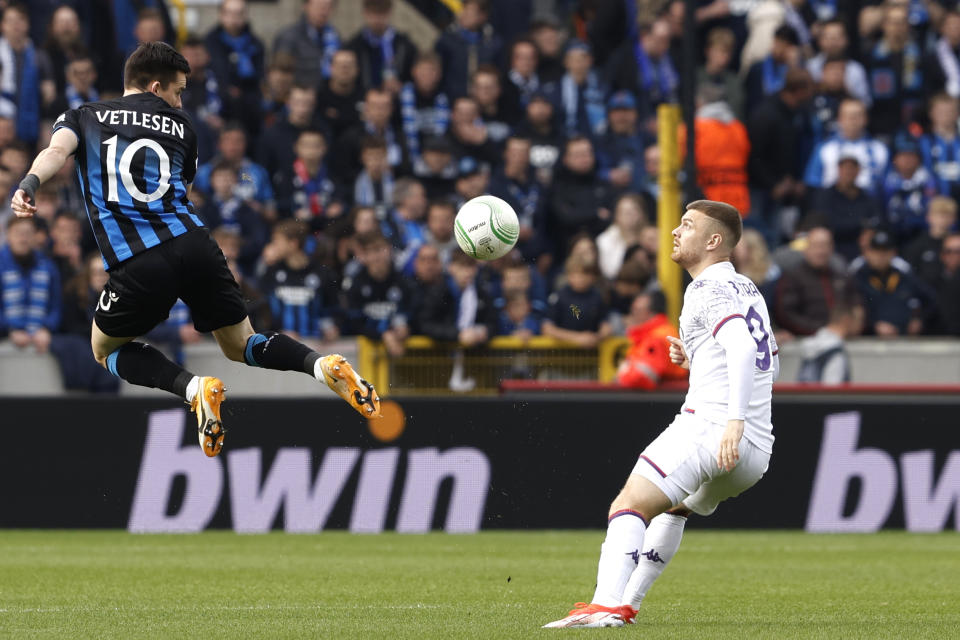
[318,354,381,417]
[190,376,226,457]
[542,602,638,628]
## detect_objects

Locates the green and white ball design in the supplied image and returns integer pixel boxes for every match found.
[454,194,520,261]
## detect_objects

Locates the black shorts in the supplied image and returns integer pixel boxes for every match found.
[94,228,248,337]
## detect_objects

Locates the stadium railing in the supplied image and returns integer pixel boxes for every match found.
[357,335,631,395]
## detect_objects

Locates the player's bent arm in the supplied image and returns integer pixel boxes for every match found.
[714,318,757,422]
[26,128,79,184]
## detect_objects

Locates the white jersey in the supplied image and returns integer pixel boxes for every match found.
[678,261,777,453]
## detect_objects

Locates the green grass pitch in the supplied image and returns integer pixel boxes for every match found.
[0,530,958,639]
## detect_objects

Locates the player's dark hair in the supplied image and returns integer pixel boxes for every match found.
[124,41,191,90]
[686,199,742,249]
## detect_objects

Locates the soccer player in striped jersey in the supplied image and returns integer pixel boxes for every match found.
[544,201,778,628]
[11,42,380,457]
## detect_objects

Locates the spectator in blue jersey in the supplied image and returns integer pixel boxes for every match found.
[0,4,55,146]
[919,93,960,202]
[853,227,934,337]
[0,216,59,352]
[808,57,847,147]
[199,162,270,275]
[470,65,513,143]
[496,257,548,319]
[804,98,888,193]
[744,25,803,117]
[342,232,411,356]
[333,87,406,184]
[501,38,543,123]
[260,220,341,341]
[315,49,362,142]
[434,0,502,99]
[488,136,547,264]
[274,127,344,228]
[195,123,275,219]
[385,177,427,259]
[398,51,450,165]
[556,40,607,139]
[595,91,646,197]
[542,254,612,348]
[807,155,884,261]
[805,20,871,106]
[345,0,416,94]
[353,135,394,218]
[880,133,937,241]
[273,0,340,87]
[204,0,265,137]
[606,18,677,134]
[864,4,924,137]
[497,290,541,338]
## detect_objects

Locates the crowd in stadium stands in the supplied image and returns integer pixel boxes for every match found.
[2,0,960,390]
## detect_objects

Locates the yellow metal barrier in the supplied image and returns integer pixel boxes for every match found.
[357,336,633,395]
[657,104,684,326]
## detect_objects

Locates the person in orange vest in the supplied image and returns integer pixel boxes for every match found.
[617,290,688,389]
[678,84,751,216]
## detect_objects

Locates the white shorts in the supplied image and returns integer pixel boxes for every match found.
[632,412,770,516]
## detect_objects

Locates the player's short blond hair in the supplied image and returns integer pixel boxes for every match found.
[686,200,742,250]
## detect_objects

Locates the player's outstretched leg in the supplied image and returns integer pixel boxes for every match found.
[238,331,381,417]
[102,342,226,457]
[621,510,688,610]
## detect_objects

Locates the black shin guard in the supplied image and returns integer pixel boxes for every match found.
[245,332,320,375]
[109,342,195,399]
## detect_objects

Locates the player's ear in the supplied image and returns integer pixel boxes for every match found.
[148,80,162,96]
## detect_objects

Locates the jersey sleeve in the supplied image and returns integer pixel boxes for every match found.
[692,280,745,337]
[52,109,82,151]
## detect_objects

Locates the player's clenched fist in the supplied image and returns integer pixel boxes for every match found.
[11,174,40,217]
[666,335,689,369]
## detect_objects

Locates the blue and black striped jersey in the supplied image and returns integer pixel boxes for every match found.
[53,92,203,269]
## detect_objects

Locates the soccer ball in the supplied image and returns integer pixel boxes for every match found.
[454,195,520,261]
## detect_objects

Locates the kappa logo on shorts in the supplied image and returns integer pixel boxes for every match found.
[98,290,120,311]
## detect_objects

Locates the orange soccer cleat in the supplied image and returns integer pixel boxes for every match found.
[318,354,381,417]
[190,376,226,457]
[542,602,638,628]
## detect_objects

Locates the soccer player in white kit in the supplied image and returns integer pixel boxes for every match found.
[544,200,779,628]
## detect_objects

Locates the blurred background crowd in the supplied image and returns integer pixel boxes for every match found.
[1,0,959,392]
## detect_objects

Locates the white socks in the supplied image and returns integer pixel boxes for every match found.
[313,358,325,382]
[185,376,201,403]
[591,510,648,607]
[621,513,687,608]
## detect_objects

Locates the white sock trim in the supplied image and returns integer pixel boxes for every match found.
[185,376,201,403]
